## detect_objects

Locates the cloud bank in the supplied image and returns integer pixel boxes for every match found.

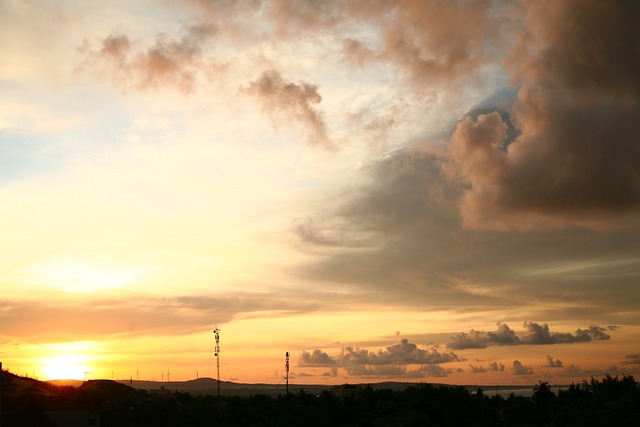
[448,322,612,350]
[299,338,459,378]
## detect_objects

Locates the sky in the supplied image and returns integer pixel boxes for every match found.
[1,0,639,386]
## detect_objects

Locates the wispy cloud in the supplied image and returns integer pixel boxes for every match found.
[621,354,640,365]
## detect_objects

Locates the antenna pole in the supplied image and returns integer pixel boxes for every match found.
[213,328,221,397]
[285,351,290,396]
[1,361,4,427]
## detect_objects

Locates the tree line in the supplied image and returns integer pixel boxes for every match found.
[2,371,639,426]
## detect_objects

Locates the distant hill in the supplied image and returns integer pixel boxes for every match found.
[116,377,332,397]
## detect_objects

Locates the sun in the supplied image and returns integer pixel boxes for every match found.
[41,354,91,381]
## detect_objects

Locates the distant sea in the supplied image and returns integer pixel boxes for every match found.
[469,385,568,398]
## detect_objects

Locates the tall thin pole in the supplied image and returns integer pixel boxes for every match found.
[213,328,221,397]
[285,351,289,395]
[1,361,4,427]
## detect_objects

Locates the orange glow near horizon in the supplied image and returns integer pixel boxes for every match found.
[29,342,101,381]
[41,355,92,381]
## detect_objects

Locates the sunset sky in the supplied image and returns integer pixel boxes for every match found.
[2,0,639,387]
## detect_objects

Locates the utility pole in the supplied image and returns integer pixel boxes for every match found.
[1,361,4,427]
[285,352,290,396]
[213,328,221,397]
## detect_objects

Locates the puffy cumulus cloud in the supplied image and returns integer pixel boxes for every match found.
[512,360,534,376]
[522,322,611,345]
[242,70,333,150]
[370,0,505,87]
[340,0,514,87]
[469,365,486,373]
[449,0,640,230]
[448,322,612,349]
[299,349,338,367]
[448,323,519,350]
[470,361,505,374]
[77,23,219,93]
[340,338,459,365]
[299,338,459,370]
[545,355,563,368]
[488,361,505,372]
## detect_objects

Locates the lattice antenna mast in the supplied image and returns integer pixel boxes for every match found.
[213,328,221,397]
[285,351,290,395]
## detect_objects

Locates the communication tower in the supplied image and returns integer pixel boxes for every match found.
[285,351,290,395]
[213,328,221,397]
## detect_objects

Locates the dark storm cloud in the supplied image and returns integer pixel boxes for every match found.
[297,143,640,323]
[448,322,611,350]
[450,0,640,230]
[242,70,333,150]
